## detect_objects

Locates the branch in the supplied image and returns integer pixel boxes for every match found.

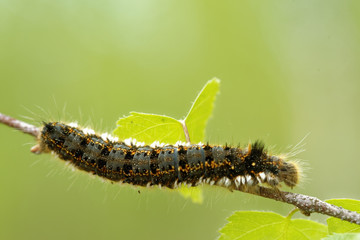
[1,112,359,225]
[240,187,360,225]
[0,113,39,137]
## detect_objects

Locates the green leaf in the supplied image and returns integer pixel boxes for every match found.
[322,233,360,240]
[184,78,220,143]
[218,211,327,240]
[113,78,220,145]
[326,199,360,234]
[176,184,204,204]
[112,79,221,203]
[113,112,184,145]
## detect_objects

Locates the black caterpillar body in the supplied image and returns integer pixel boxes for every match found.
[39,122,300,190]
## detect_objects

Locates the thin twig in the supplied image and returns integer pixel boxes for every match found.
[1,112,359,225]
[239,186,360,225]
[0,113,39,137]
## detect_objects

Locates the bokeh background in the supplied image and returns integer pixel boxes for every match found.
[1,1,359,239]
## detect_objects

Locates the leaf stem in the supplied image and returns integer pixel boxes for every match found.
[286,208,299,219]
[180,120,191,144]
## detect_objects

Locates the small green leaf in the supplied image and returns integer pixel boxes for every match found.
[218,211,327,240]
[112,79,221,203]
[113,112,184,144]
[326,199,360,234]
[322,233,360,240]
[176,184,203,204]
[184,78,220,143]
[113,79,220,145]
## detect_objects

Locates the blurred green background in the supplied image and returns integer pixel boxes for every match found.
[1,1,359,239]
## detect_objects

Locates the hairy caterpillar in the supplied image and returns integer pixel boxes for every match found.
[34,121,301,191]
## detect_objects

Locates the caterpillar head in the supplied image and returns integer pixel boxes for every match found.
[277,160,301,188]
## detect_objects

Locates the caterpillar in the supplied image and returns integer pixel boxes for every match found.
[34,121,301,191]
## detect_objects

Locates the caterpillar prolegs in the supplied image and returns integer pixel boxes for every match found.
[35,122,301,191]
